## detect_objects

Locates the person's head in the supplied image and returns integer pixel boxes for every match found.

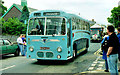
[22,34,25,38]
[107,25,115,35]
[38,20,41,25]
[117,27,120,33]
[20,34,23,38]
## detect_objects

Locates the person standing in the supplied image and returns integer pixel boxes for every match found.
[107,25,119,75]
[101,33,109,72]
[22,34,26,56]
[23,38,27,56]
[117,27,120,72]
[22,34,25,41]
[17,34,24,56]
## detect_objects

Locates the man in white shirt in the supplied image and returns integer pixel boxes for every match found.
[17,34,23,56]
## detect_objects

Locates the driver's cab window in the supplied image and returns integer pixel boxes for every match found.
[4,40,11,45]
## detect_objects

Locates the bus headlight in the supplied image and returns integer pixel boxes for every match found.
[57,55,61,59]
[29,46,34,52]
[57,47,62,52]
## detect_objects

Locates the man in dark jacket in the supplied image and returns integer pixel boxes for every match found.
[107,25,119,75]
[117,27,120,72]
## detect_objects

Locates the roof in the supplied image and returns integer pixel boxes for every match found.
[15,4,38,13]
[90,24,102,28]
[29,10,91,23]
[1,4,38,18]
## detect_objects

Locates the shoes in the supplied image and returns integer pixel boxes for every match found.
[118,69,120,72]
[104,70,109,72]
[22,55,26,56]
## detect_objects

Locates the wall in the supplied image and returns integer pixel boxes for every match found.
[0,35,18,42]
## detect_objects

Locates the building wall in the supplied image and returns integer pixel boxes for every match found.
[119,1,120,6]
[3,6,22,20]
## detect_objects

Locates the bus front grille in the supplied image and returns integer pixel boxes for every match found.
[46,52,53,58]
[37,52,44,57]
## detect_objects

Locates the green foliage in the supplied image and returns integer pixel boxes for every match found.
[0,4,7,16]
[107,6,120,28]
[20,6,29,23]
[1,18,27,35]
[0,18,5,34]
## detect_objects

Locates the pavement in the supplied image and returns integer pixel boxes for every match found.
[76,49,120,75]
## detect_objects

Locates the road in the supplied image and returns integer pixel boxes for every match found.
[1,42,101,73]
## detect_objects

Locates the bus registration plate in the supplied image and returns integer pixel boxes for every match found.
[40,47,50,50]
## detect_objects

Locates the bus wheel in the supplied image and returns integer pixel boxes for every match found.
[37,59,41,62]
[84,48,88,53]
[73,50,76,57]
[70,50,76,62]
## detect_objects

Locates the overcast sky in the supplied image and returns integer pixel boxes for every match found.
[2,0,119,25]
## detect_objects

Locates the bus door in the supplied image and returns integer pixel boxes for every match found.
[67,19,73,56]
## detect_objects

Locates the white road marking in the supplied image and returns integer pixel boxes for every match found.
[88,67,94,70]
[97,67,102,70]
[98,64,103,67]
[91,64,96,66]
[31,59,36,60]
[93,61,97,64]
[99,61,105,64]
[87,49,105,71]
[0,65,16,71]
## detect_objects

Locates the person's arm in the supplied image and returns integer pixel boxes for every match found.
[107,47,113,57]
[107,36,113,57]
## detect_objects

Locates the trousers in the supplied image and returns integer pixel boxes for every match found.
[107,54,118,75]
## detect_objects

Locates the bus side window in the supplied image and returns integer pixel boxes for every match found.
[81,20,84,30]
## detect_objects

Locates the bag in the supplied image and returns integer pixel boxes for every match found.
[101,37,109,52]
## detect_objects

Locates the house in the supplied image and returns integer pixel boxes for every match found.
[1,0,38,20]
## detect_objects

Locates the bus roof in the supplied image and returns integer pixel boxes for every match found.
[29,10,90,23]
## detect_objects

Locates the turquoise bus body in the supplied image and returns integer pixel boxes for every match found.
[26,10,90,60]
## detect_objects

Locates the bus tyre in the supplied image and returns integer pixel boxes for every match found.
[84,48,88,53]
[70,50,76,62]
[14,49,20,56]
[37,59,41,62]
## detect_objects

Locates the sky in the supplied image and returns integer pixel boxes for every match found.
[2,0,120,25]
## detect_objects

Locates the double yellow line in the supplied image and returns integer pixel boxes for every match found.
[94,48,102,56]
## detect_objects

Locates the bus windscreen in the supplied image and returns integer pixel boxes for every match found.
[28,18,66,35]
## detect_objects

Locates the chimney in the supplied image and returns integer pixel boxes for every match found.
[21,0,27,7]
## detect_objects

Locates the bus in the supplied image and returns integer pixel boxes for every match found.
[90,24,103,42]
[26,10,90,61]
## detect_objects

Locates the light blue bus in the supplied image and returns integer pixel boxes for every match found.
[90,24,103,42]
[26,10,90,61]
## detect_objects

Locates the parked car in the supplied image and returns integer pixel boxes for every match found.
[0,38,20,56]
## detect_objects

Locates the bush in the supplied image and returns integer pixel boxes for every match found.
[2,18,27,35]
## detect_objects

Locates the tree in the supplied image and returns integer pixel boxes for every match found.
[107,6,120,28]
[2,18,27,35]
[0,3,7,17]
[20,6,29,23]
